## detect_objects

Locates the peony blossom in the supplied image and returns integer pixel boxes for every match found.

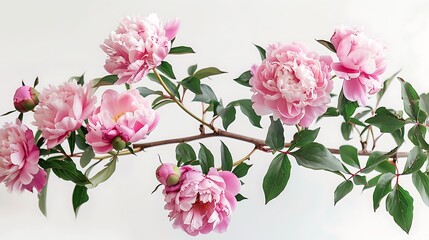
[163,166,240,236]
[13,85,39,112]
[85,89,159,153]
[33,82,96,149]
[156,163,181,186]
[330,26,386,106]
[101,14,180,85]
[250,43,333,127]
[0,120,46,192]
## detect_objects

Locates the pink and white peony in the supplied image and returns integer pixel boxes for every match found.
[85,89,159,153]
[101,14,180,85]
[0,120,46,192]
[33,82,96,149]
[13,85,39,112]
[330,26,386,106]
[163,166,240,236]
[250,43,333,127]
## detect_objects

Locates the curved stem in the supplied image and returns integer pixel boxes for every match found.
[153,68,216,132]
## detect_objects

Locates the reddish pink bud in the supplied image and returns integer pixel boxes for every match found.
[13,86,39,112]
[156,163,181,186]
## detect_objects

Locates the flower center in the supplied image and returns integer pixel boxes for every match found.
[112,112,126,122]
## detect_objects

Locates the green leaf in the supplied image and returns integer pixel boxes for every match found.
[148,73,180,99]
[349,117,366,127]
[69,74,84,86]
[373,172,395,211]
[291,142,346,173]
[157,61,176,79]
[152,98,174,109]
[193,67,226,80]
[1,110,16,117]
[375,161,396,174]
[18,112,23,122]
[169,46,195,55]
[391,127,405,146]
[403,146,426,174]
[288,128,320,151]
[363,148,398,173]
[72,185,89,216]
[137,87,163,97]
[419,93,429,116]
[409,125,429,150]
[93,75,118,87]
[80,146,95,168]
[334,180,353,205]
[187,64,198,75]
[339,145,360,168]
[341,122,353,140]
[192,84,217,104]
[265,117,285,151]
[220,141,233,171]
[316,39,336,53]
[366,107,406,133]
[232,162,252,178]
[263,154,291,204]
[363,174,382,191]
[376,70,401,106]
[353,175,367,185]
[399,77,427,123]
[39,158,90,186]
[218,105,236,130]
[318,107,339,121]
[198,143,214,174]
[38,169,50,217]
[176,143,196,166]
[180,76,202,94]
[386,185,414,234]
[412,171,429,207]
[338,90,358,122]
[254,44,266,60]
[233,70,252,87]
[237,99,262,128]
[235,193,248,202]
[87,156,117,188]
[354,109,372,120]
[67,131,76,155]
[33,76,40,87]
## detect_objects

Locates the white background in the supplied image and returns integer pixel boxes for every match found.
[1,0,429,239]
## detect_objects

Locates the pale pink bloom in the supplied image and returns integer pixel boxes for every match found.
[13,85,39,112]
[330,26,386,106]
[33,82,96,149]
[163,166,240,236]
[85,89,159,153]
[101,14,180,85]
[156,163,181,186]
[250,43,333,127]
[0,120,46,192]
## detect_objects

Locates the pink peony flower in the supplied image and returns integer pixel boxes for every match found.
[0,120,46,192]
[33,82,96,149]
[330,26,386,106]
[85,89,159,153]
[156,163,181,186]
[101,14,180,85]
[163,166,240,236]
[250,43,333,127]
[13,85,39,112]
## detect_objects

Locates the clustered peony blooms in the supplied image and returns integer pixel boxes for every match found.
[330,26,386,106]
[162,166,240,236]
[13,85,39,113]
[250,43,333,127]
[85,89,159,153]
[101,14,180,85]
[0,120,46,192]
[33,82,96,149]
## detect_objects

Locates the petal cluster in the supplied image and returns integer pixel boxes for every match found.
[86,89,159,153]
[250,43,333,127]
[163,166,240,236]
[101,14,180,84]
[0,120,46,192]
[33,82,96,148]
[331,26,386,106]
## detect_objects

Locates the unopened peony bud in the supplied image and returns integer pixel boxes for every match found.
[111,136,126,151]
[156,163,181,186]
[13,86,39,112]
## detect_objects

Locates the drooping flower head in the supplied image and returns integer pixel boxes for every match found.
[13,85,39,112]
[250,43,333,127]
[0,120,46,192]
[162,166,240,236]
[330,26,386,106]
[101,14,180,85]
[85,89,159,154]
[33,81,96,149]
